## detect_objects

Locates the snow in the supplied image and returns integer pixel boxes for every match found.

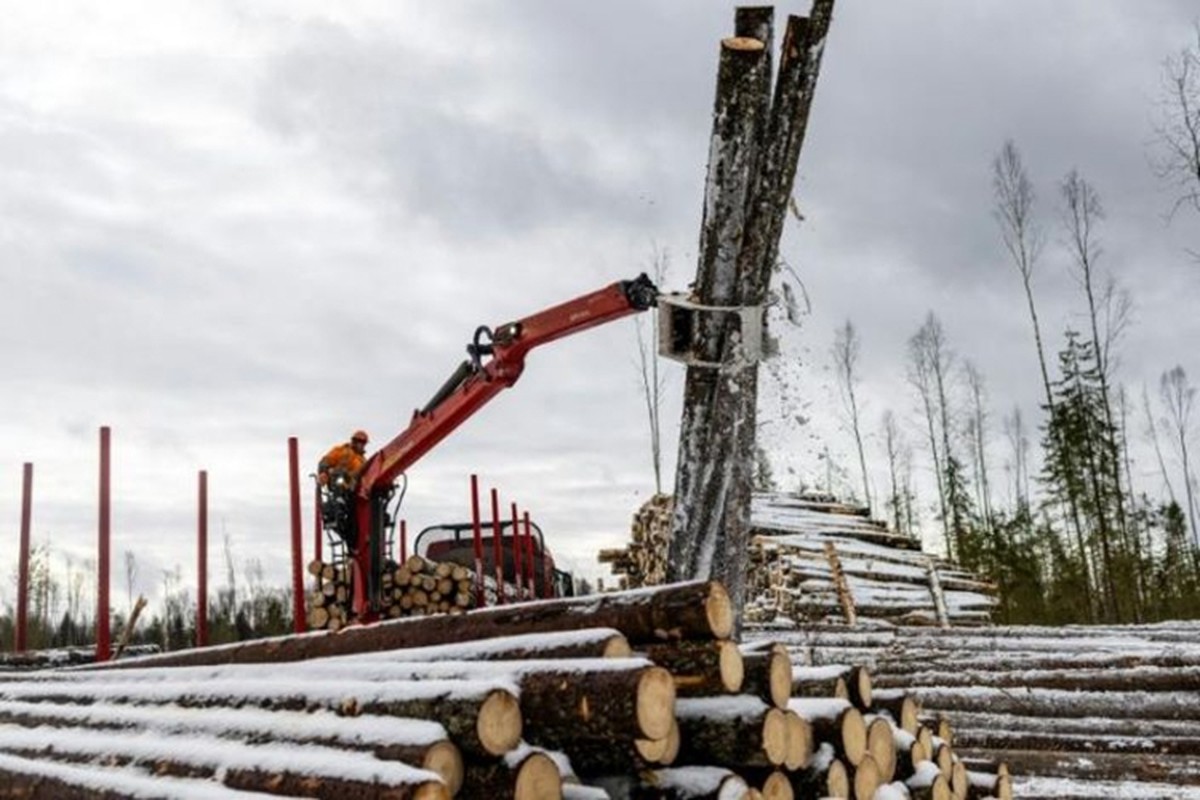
[0,752,295,799]
[1012,776,1200,799]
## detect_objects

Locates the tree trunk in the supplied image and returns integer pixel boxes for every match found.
[675,697,789,767]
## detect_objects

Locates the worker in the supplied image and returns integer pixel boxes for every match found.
[318,429,370,489]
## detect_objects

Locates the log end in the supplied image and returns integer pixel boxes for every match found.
[603,634,633,659]
[842,707,868,768]
[853,753,881,800]
[760,770,793,800]
[719,640,746,693]
[783,710,813,771]
[950,761,968,800]
[477,689,523,756]
[413,782,452,800]
[851,665,873,710]
[722,35,768,53]
[901,695,922,735]
[763,707,789,766]
[866,718,897,783]
[514,752,562,800]
[833,676,850,701]
[706,582,735,640]
[635,718,680,766]
[826,758,850,798]
[424,741,464,797]
[768,649,792,709]
[931,774,953,800]
[637,666,677,741]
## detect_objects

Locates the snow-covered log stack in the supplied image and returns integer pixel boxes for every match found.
[307,554,478,631]
[762,621,1200,799]
[0,580,1008,799]
[744,493,997,627]
[601,492,998,627]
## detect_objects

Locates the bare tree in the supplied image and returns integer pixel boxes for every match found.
[1143,383,1179,503]
[964,361,994,530]
[124,550,138,612]
[1160,366,1199,547]
[635,246,671,495]
[1151,21,1200,227]
[881,410,914,538]
[832,320,871,510]
[1003,406,1031,510]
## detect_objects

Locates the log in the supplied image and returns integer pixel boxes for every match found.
[519,664,676,745]
[851,753,881,800]
[872,690,921,733]
[935,710,1200,746]
[643,640,744,696]
[789,665,850,700]
[907,761,952,800]
[740,643,792,709]
[675,697,788,767]
[461,750,563,800]
[787,698,867,767]
[866,716,897,783]
[757,770,793,800]
[789,744,850,798]
[635,767,751,799]
[910,686,1200,721]
[783,709,812,771]
[874,665,1200,693]
[955,748,1200,784]
[92,581,733,670]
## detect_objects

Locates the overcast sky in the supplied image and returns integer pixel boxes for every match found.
[2,0,1197,613]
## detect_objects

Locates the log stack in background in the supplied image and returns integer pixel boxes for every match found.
[601,492,998,628]
[764,622,1200,799]
[0,580,1008,799]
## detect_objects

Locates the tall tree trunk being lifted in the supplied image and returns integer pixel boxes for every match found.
[668,1,835,634]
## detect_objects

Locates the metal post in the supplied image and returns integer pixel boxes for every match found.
[523,510,537,599]
[470,475,484,606]
[197,470,208,647]
[313,483,323,563]
[510,502,524,600]
[96,427,112,662]
[288,437,305,633]
[399,519,408,564]
[15,463,32,652]
[490,488,504,605]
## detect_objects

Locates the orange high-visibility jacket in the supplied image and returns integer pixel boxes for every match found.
[318,443,366,485]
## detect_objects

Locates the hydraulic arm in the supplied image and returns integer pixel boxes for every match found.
[348,273,658,616]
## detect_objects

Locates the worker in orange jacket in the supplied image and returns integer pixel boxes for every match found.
[318,430,370,488]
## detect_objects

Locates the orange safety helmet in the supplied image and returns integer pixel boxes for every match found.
[351,429,369,445]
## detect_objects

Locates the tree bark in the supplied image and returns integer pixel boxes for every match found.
[675,697,789,767]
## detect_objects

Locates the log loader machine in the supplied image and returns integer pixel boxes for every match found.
[321,273,660,620]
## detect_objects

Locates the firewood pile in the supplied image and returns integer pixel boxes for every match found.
[600,492,997,628]
[0,580,1008,799]
[762,621,1200,799]
[306,554,477,630]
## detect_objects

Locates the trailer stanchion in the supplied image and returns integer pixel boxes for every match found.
[523,510,537,599]
[510,502,524,600]
[288,437,305,633]
[313,483,323,563]
[197,470,209,647]
[470,475,484,606]
[490,488,505,604]
[399,519,407,564]
[97,427,112,662]
[15,463,32,652]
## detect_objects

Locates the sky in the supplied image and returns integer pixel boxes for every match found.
[1,0,1197,615]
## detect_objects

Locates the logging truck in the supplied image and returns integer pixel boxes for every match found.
[322,274,660,620]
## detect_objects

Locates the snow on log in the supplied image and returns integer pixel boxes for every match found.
[90,582,733,671]
[642,640,744,696]
[461,749,563,800]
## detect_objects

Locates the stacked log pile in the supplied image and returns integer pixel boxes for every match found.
[601,492,997,627]
[0,580,1007,799]
[307,554,478,630]
[762,621,1200,799]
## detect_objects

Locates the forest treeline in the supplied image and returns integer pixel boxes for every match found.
[816,138,1200,626]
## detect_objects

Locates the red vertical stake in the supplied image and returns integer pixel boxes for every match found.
[490,488,505,605]
[510,502,524,600]
[523,511,537,599]
[197,470,209,648]
[15,463,33,652]
[96,427,112,663]
[399,519,408,563]
[470,475,484,606]
[288,437,305,633]
[313,483,323,563]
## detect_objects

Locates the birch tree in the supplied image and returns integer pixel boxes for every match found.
[832,320,871,509]
[1152,21,1200,225]
[1160,366,1199,548]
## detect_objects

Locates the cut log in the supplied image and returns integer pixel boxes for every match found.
[874,665,1200,693]
[851,753,881,800]
[790,665,851,700]
[93,581,733,670]
[675,697,788,767]
[740,644,792,709]
[872,690,921,733]
[520,664,676,745]
[954,748,1200,784]
[787,698,867,767]
[866,716,897,783]
[643,640,744,696]
[783,709,813,771]
[907,761,952,800]
[757,770,793,800]
[636,766,751,799]
[462,750,563,800]
[910,686,1200,721]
